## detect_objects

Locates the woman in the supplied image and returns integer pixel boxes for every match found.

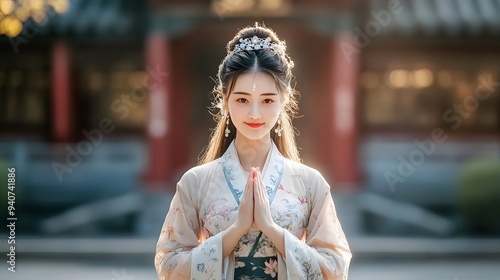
[155,24,351,280]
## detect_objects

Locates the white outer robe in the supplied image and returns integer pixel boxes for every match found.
[155,140,351,279]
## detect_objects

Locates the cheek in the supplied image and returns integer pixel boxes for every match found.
[228,104,244,121]
[264,104,281,118]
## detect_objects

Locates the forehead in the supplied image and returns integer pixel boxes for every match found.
[231,71,278,94]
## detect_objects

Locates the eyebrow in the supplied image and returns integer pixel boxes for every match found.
[232,92,278,96]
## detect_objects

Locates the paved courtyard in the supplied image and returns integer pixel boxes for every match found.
[2,256,499,280]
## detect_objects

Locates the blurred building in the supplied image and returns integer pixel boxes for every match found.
[1,0,499,236]
[357,0,500,236]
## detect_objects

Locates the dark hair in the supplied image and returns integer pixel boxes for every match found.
[199,23,300,164]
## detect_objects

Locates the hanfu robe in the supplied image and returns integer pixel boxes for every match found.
[155,140,351,279]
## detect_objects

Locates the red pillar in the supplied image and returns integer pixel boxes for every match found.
[51,42,72,142]
[329,33,360,191]
[145,33,174,190]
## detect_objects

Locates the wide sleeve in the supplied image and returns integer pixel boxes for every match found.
[154,171,225,280]
[283,169,352,279]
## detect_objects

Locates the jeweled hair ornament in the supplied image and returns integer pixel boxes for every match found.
[232,36,285,54]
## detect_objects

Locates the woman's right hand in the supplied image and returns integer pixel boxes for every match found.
[233,168,255,234]
[222,168,255,258]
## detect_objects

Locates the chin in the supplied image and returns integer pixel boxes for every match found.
[238,130,271,141]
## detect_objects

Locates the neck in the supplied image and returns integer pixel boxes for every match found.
[234,134,272,172]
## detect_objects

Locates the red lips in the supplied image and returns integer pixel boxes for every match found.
[245,122,264,128]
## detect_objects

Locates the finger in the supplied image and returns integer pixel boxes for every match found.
[252,175,258,197]
[256,169,263,183]
[246,178,254,199]
[246,171,253,188]
[253,176,261,205]
[242,175,254,202]
[257,172,268,204]
[248,168,255,189]
[247,168,254,183]
[255,170,263,194]
[255,172,265,205]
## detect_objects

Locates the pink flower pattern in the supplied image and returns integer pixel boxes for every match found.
[263,258,278,278]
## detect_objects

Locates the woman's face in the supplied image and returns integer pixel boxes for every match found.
[227,71,283,141]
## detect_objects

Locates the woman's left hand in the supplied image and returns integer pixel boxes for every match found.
[253,168,276,232]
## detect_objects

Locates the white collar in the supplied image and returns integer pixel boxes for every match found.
[221,140,284,205]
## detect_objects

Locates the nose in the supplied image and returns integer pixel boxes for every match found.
[249,103,261,119]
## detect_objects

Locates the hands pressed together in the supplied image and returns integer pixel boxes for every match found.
[235,167,276,234]
[222,167,285,258]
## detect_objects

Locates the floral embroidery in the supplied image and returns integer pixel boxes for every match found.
[235,257,278,279]
[222,140,283,207]
[264,259,278,278]
[202,197,238,235]
[235,261,246,268]
[155,140,351,280]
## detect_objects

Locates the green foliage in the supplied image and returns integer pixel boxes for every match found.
[458,159,500,227]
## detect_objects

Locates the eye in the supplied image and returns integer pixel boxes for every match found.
[263,99,274,104]
[236,98,248,103]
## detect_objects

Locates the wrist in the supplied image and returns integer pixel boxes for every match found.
[228,223,248,237]
[261,222,281,236]
[262,223,286,256]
